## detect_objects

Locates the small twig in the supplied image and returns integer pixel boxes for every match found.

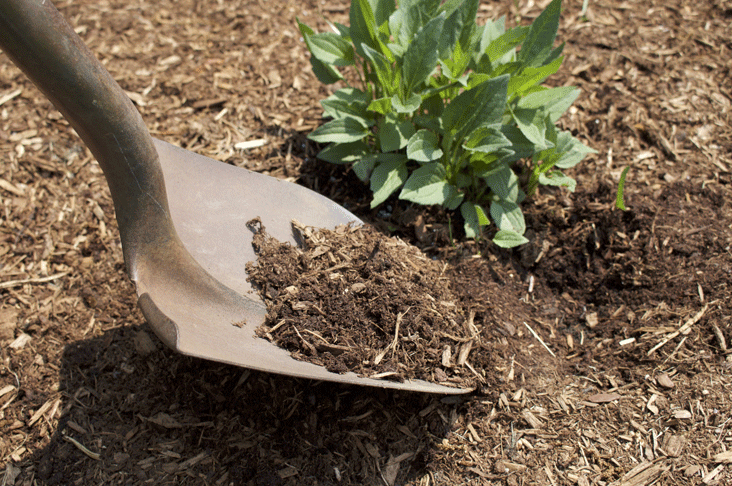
[648,304,708,355]
[269,319,288,333]
[712,324,727,352]
[523,322,556,358]
[292,326,317,355]
[63,435,100,460]
[374,307,410,365]
[662,336,687,365]
[0,272,69,290]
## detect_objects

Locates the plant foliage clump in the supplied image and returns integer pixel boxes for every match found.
[299,0,595,247]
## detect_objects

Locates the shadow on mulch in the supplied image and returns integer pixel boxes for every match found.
[28,323,470,485]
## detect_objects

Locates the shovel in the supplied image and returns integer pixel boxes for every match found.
[0,0,470,394]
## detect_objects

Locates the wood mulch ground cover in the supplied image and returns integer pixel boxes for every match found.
[1,0,731,485]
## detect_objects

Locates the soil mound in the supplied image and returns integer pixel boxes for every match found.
[245,219,486,387]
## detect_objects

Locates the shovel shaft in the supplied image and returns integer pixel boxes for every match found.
[0,0,175,277]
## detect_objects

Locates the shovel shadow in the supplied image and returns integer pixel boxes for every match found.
[20,321,465,485]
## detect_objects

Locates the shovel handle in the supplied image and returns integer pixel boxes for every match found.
[0,0,176,276]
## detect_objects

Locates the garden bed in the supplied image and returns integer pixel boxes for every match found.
[0,0,730,485]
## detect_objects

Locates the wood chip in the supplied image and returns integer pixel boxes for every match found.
[8,333,31,350]
[0,308,19,340]
[656,373,674,389]
[191,97,227,109]
[0,272,69,290]
[611,460,669,486]
[661,434,684,457]
[702,464,724,484]
[587,392,622,403]
[234,138,268,150]
[145,412,183,428]
[522,409,544,428]
[0,87,22,106]
[713,450,732,463]
[0,178,25,196]
[673,410,692,420]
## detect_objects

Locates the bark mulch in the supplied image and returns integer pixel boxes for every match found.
[1,0,731,484]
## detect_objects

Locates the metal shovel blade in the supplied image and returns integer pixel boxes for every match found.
[0,0,471,394]
[150,140,470,393]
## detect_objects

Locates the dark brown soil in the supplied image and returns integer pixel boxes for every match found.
[246,219,486,387]
[1,0,731,485]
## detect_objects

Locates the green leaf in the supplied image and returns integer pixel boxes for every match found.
[413,115,443,133]
[441,75,509,140]
[485,26,529,64]
[553,131,597,169]
[438,0,480,60]
[407,130,443,162]
[321,88,372,121]
[296,18,315,37]
[493,230,529,248]
[508,55,563,96]
[391,0,441,49]
[401,13,445,96]
[474,16,506,66]
[297,19,344,84]
[483,163,520,200]
[490,198,525,233]
[468,152,500,176]
[370,154,408,207]
[353,154,378,181]
[391,93,422,114]
[308,117,369,143]
[362,44,398,96]
[422,94,444,117]
[316,141,371,164]
[518,0,561,68]
[379,114,415,152]
[539,170,576,191]
[463,124,512,154]
[386,41,406,58]
[368,0,396,27]
[518,86,579,123]
[616,166,630,211]
[456,171,473,188]
[543,42,565,67]
[334,22,352,39]
[499,125,538,163]
[511,107,549,149]
[350,0,379,58]
[399,162,463,209]
[439,40,472,86]
[308,58,343,84]
[387,10,406,47]
[367,97,393,114]
[307,33,355,66]
[461,201,490,238]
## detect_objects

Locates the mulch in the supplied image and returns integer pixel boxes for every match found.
[1,0,731,485]
[246,219,487,387]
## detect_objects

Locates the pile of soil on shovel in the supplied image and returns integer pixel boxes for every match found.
[245,218,487,387]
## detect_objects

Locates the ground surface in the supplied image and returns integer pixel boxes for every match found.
[0,0,731,485]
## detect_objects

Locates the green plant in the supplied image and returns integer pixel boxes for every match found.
[299,0,595,247]
[615,166,630,210]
